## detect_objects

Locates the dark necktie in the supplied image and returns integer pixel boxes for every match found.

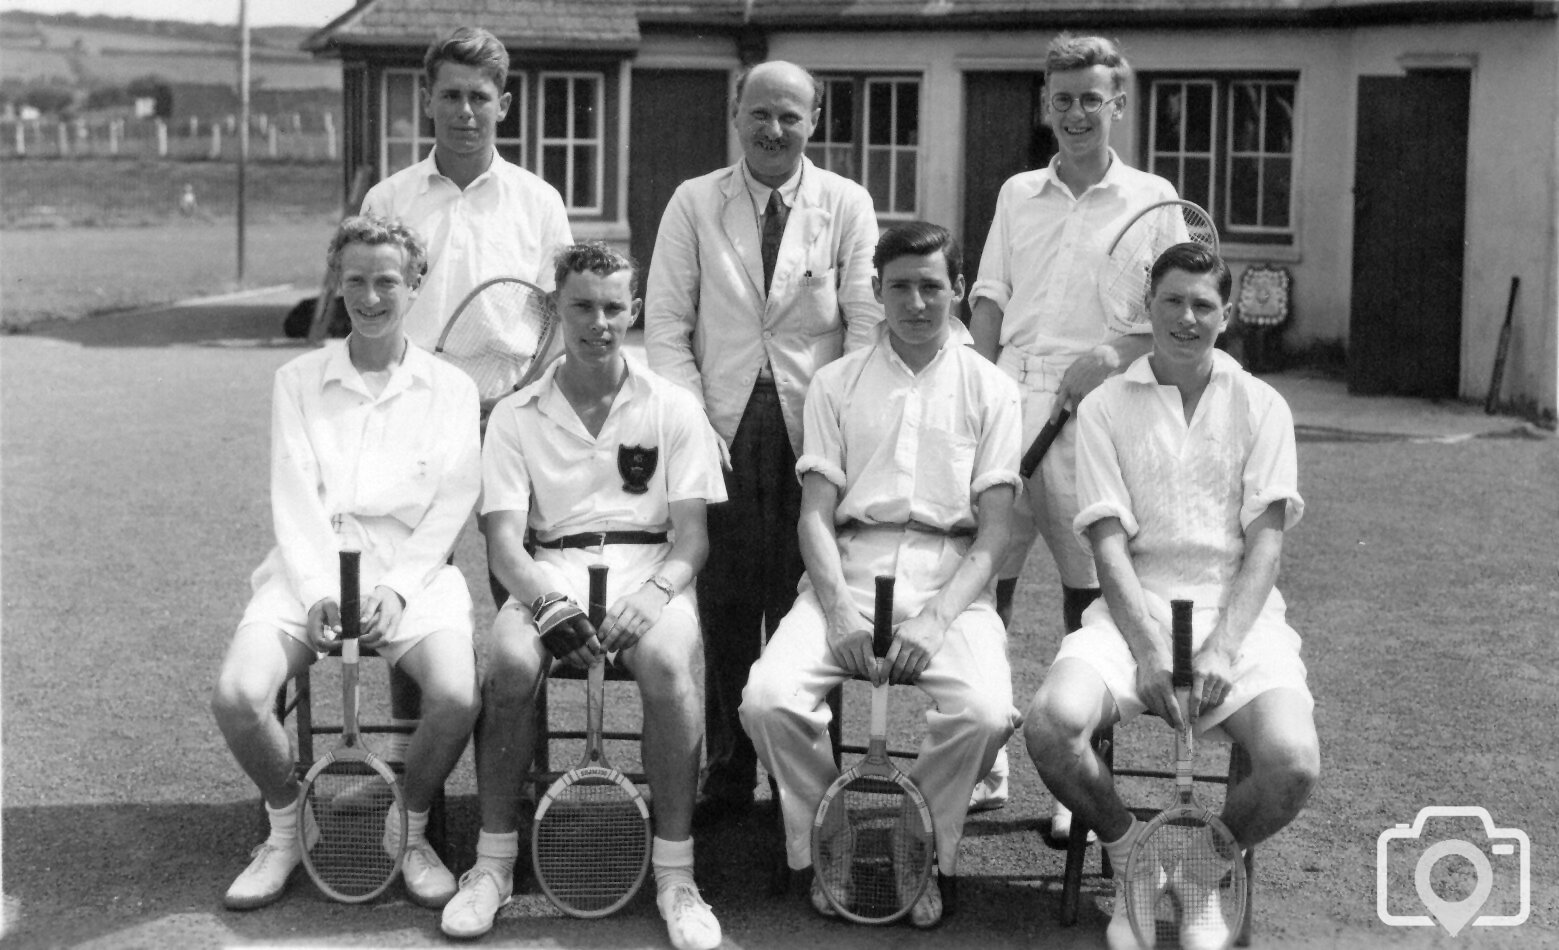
[761,189,789,295]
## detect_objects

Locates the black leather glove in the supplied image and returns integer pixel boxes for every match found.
[532,592,597,659]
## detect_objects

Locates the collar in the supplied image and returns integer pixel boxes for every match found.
[1122,348,1241,385]
[873,321,956,376]
[516,350,649,409]
[323,338,433,395]
[416,147,506,195]
[1031,147,1126,200]
[741,160,804,212]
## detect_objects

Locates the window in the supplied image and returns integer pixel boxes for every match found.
[806,74,921,217]
[380,69,527,177]
[1143,73,1298,244]
[538,72,603,214]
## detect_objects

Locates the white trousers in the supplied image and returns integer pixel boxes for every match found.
[740,589,1018,875]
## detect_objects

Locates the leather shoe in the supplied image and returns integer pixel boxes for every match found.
[692,790,753,828]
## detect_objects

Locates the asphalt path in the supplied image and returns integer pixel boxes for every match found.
[3,291,1555,949]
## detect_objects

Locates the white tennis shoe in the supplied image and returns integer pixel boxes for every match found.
[441,866,513,939]
[1172,852,1234,950]
[968,748,1010,812]
[383,811,456,907]
[223,804,319,910]
[1107,860,1168,950]
[658,880,722,950]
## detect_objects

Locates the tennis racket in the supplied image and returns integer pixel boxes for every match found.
[1098,200,1220,337]
[1124,598,1247,950]
[1019,404,1071,479]
[298,549,408,903]
[811,574,935,925]
[532,563,652,918]
[434,276,561,405]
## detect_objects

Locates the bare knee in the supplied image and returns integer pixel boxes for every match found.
[212,662,284,733]
[1023,679,1106,776]
[629,626,701,705]
[482,628,544,710]
[1252,735,1320,815]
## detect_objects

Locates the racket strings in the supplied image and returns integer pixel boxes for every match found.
[302,760,400,900]
[533,777,649,915]
[1130,818,1245,947]
[814,776,933,921]
[436,282,556,400]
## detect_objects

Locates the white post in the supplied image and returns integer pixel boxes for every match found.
[14,122,23,157]
[323,110,337,160]
[210,123,221,159]
[108,119,120,155]
[156,118,167,157]
[56,121,68,156]
[189,115,199,137]
[267,122,278,158]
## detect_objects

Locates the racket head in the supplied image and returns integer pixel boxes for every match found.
[531,764,652,917]
[1098,199,1220,337]
[1125,804,1247,950]
[811,758,936,924]
[433,276,560,403]
[298,748,406,903]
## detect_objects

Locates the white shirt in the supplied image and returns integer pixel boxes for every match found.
[797,325,1023,532]
[361,150,573,349]
[1073,350,1304,608]
[264,340,481,610]
[970,149,1177,358]
[481,355,727,533]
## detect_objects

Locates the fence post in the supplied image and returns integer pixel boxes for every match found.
[13,122,23,157]
[211,123,222,159]
[323,110,337,160]
[109,119,120,156]
[268,122,278,158]
[56,121,68,157]
[189,115,199,138]
[156,118,168,157]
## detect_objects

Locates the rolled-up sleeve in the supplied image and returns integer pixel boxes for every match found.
[644,186,706,407]
[837,187,883,354]
[480,403,533,519]
[795,374,847,489]
[1072,393,1139,554]
[664,388,729,504]
[1241,390,1304,531]
[971,374,1023,496]
[969,180,1015,311]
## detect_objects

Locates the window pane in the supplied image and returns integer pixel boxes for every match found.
[1228,157,1258,226]
[1186,84,1213,151]
[542,143,567,192]
[496,77,523,140]
[867,84,892,144]
[895,82,918,145]
[386,142,412,173]
[828,81,854,142]
[417,141,434,163]
[830,144,857,181]
[1183,158,1212,211]
[573,145,596,207]
[495,142,523,166]
[805,143,828,167]
[543,79,568,138]
[895,150,917,213]
[1232,83,1261,153]
[1265,84,1295,153]
[574,79,597,137]
[866,147,889,208]
[1153,155,1179,184]
[1262,157,1291,226]
[386,73,415,138]
[1154,86,1183,152]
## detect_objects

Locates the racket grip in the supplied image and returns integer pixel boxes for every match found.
[872,575,895,658]
[1019,407,1071,479]
[339,550,361,641]
[1170,598,1193,688]
[588,563,609,628]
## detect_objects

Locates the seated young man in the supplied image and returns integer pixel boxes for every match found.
[212,214,482,911]
[1023,242,1320,950]
[740,221,1023,929]
[440,242,725,950]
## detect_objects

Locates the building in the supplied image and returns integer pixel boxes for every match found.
[306,0,1559,420]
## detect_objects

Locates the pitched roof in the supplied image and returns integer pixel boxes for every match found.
[304,0,642,54]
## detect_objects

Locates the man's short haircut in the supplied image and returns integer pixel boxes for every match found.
[1045,33,1132,93]
[732,61,826,112]
[1149,242,1233,302]
[554,241,640,297]
[424,26,509,90]
[874,220,963,284]
[327,214,427,288]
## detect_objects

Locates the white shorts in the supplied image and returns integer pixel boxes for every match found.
[1052,594,1312,735]
[238,562,474,666]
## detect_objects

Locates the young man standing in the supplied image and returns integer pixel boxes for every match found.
[442,244,726,950]
[212,215,481,912]
[967,33,1179,827]
[741,222,1021,929]
[1023,243,1319,950]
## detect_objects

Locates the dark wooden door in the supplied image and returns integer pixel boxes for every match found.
[628,69,729,282]
[962,71,1056,311]
[1348,72,1469,397]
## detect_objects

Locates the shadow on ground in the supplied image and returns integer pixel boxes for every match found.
[9,297,314,350]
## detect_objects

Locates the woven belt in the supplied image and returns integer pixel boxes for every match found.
[839,519,976,539]
[534,530,669,550]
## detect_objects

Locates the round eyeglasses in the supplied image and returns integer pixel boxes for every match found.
[1048,92,1123,115]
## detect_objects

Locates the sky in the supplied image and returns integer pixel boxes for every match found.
[1,0,358,29]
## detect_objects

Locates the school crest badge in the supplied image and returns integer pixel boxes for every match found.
[618,445,658,495]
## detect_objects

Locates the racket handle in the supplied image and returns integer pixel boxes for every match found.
[1019,407,1071,479]
[1170,598,1193,688]
[872,575,895,659]
[339,550,361,641]
[588,563,608,629]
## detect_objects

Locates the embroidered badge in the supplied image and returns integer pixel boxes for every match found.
[617,444,658,495]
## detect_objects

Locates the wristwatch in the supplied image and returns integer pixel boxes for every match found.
[529,590,569,617]
[644,575,676,604]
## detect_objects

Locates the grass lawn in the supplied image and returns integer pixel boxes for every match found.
[1,216,337,326]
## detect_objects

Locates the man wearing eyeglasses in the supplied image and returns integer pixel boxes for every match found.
[967,33,1179,835]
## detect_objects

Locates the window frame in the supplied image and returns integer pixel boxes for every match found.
[806,71,923,219]
[536,71,605,217]
[1140,71,1300,247]
[378,67,528,180]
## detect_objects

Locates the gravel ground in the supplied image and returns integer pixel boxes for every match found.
[2,294,1556,949]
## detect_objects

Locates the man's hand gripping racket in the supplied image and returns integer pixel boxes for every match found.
[1123,599,1247,950]
[811,575,936,925]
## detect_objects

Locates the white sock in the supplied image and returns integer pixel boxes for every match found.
[405,808,429,847]
[474,830,519,879]
[385,719,417,763]
[264,798,300,850]
[652,836,696,893]
[1102,817,1145,870]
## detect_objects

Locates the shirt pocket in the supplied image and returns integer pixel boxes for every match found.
[916,425,978,524]
[794,267,842,337]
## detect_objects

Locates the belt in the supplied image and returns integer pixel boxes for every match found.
[534,530,669,550]
[839,519,976,540]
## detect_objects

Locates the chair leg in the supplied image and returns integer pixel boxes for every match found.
[1059,726,1114,926]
